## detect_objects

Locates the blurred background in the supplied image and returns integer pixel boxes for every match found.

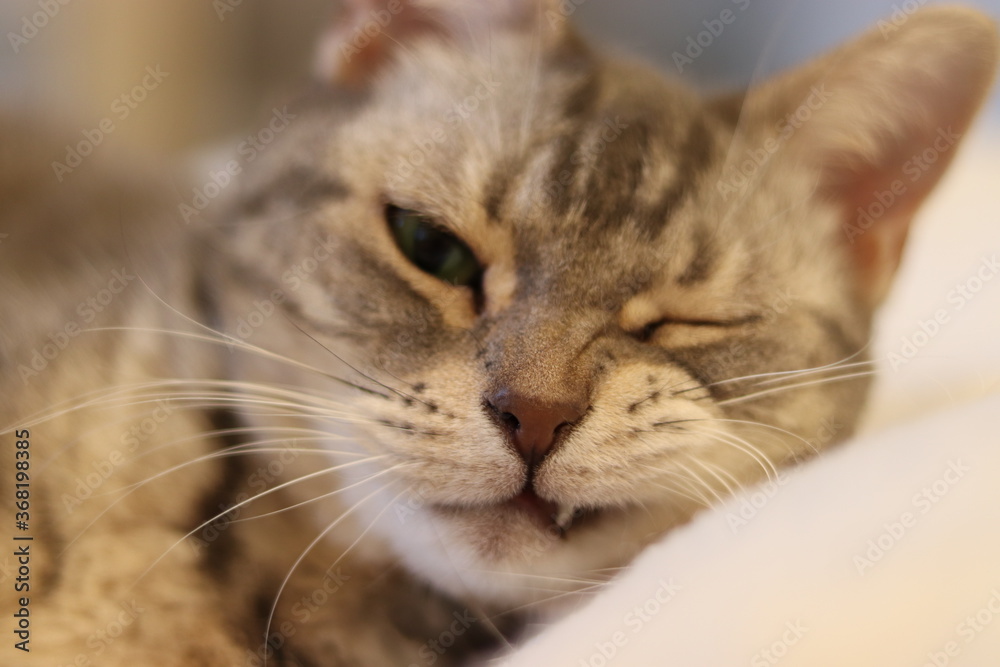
[2,0,999,157]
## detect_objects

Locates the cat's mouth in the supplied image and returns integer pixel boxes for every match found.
[428,487,602,537]
[501,488,595,534]
[430,489,597,535]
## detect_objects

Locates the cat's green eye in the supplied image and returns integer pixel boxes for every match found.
[386,205,482,287]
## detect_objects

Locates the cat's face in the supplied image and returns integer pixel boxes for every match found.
[213,3,997,608]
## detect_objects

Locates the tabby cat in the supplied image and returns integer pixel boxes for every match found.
[1,1,997,665]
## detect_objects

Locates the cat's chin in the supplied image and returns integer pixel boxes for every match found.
[391,495,661,610]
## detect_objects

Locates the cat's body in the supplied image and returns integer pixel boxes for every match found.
[1,2,997,665]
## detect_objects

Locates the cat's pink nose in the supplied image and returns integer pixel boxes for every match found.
[485,389,588,469]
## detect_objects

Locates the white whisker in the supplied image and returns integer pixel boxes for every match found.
[262,479,409,666]
[66,454,389,560]
[718,369,876,406]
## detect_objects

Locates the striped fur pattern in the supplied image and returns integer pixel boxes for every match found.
[1,2,996,665]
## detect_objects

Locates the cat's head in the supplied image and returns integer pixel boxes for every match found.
[213,1,998,608]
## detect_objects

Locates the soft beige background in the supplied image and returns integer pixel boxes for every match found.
[1,1,331,152]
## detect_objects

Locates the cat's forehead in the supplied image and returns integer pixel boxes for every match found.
[379,34,715,183]
[359,35,728,282]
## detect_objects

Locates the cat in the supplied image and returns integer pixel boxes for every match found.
[1,1,997,665]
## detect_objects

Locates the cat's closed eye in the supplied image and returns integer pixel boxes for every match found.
[631,313,763,343]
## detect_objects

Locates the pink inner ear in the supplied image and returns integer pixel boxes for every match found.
[316,0,564,87]
[333,32,393,89]
[840,175,916,306]
[316,2,448,88]
[828,120,970,306]
[759,8,1000,307]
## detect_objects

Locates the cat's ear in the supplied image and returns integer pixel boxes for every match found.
[315,0,563,88]
[730,7,998,306]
